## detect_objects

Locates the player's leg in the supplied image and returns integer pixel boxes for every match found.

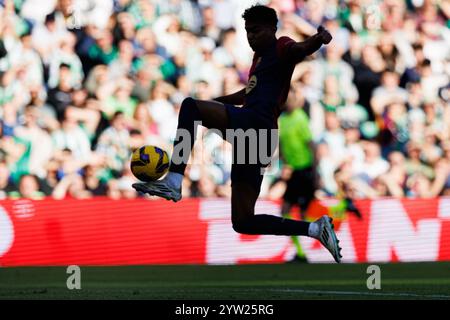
[230,169,342,263]
[281,169,298,217]
[169,98,228,175]
[298,167,316,220]
[133,98,228,201]
[230,173,305,236]
[280,201,308,262]
[281,171,308,261]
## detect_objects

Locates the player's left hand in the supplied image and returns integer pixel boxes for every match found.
[317,26,332,45]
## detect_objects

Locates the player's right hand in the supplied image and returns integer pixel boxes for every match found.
[317,26,332,45]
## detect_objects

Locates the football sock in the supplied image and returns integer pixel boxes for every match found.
[233,215,310,236]
[308,222,320,238]
[169,97,201,175]
[165,171,183,190]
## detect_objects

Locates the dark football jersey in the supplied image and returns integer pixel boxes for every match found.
[243,36,304,128]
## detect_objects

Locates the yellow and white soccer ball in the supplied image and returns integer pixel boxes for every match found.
[130,145,170,182]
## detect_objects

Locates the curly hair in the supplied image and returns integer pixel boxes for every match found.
[242,5,278,28]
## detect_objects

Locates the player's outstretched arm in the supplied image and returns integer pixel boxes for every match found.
[213,88,246,105]
[286,26,332,61]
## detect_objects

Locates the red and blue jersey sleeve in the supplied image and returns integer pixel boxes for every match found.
[276,36,306,64]
[276,36,296,59]
[274,37,299,117]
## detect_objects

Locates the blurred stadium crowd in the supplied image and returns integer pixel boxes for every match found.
[0,0,449,200]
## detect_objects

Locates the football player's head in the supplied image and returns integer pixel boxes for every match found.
[242,5,278,52]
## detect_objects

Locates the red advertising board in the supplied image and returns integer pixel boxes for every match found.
[0,197,449,266]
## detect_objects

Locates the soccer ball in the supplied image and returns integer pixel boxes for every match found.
[130,145,170,182]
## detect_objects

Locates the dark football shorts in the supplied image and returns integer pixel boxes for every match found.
[224,104,277,193]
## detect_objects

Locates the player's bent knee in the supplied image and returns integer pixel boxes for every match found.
[232,222,246,234]
[232,217,252,234]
